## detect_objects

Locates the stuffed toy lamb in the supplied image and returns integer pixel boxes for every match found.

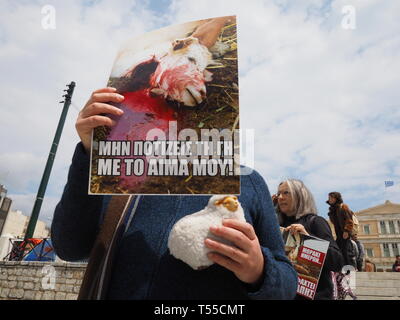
[168,195,245,270]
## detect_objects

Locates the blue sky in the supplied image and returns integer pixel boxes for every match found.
[0,0,399,228]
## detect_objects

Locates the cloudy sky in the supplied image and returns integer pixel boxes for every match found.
[0,0,399,229]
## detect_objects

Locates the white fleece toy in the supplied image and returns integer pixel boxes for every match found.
[168,195,245,270]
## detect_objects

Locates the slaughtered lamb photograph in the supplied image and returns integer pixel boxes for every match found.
[89,15,240,195]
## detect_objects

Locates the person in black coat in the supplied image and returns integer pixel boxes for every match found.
[275,179,344,300]
[326,192,356,268]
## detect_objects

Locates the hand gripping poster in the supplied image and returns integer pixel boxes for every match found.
[89,16,240,195]
[280,228,330,300]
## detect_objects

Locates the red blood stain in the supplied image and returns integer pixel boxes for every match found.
[108,89,176,190]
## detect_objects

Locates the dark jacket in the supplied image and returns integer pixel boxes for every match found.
[280,213,344,300]
[354,240,365,271]
[51,143,298,300]
[347,240,359,269]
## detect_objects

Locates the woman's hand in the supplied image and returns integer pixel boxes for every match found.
[204,219,264,285]
[75,87,125,153]
[285,224,309,236]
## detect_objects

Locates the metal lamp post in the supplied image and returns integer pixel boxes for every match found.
[24,82,76,241]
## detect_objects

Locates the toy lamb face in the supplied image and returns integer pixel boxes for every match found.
[168,195,245,270]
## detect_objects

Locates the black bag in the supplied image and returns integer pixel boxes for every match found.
[306,215,345,272]
[328,240,345,272]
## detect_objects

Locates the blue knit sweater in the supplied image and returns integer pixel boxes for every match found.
[51,143,297,300]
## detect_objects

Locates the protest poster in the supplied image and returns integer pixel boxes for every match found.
[280,228,330,300]
[89,16,240,195]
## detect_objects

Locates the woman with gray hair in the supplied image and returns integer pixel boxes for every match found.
[276,179,318,229]
[275,179,344,300]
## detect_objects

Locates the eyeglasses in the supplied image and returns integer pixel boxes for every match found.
[277,191,291,197]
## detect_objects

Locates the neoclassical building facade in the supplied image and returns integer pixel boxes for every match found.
[356,200,400,271]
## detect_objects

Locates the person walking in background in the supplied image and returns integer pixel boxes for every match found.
[348,238,359,270]
[393,255,400,272]
[275,179,344,300]
[326,192,356,268]
[352,234,365,272]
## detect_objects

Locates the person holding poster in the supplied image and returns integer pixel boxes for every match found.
[51,16,298,300]
[276,179,344,300]
[51,86,298,299]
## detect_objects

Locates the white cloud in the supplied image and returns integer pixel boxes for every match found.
[0,0,160,228]
[384,184,400,203]
[169,0,400,213]
[0,152,46,191]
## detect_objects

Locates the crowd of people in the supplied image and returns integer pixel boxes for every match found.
[272,180,363,300]
[272,180,400,299]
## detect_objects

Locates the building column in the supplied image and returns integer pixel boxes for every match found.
[395,220,400,234]
[377,221,382,234]
[389,243,394,257]
[394,243,400,256]
[380,244,384,257]
[385,221,391,234]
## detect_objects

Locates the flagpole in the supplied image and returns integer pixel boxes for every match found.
[384,180,394,202]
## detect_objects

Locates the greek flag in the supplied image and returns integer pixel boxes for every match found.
[385,181,394,187]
